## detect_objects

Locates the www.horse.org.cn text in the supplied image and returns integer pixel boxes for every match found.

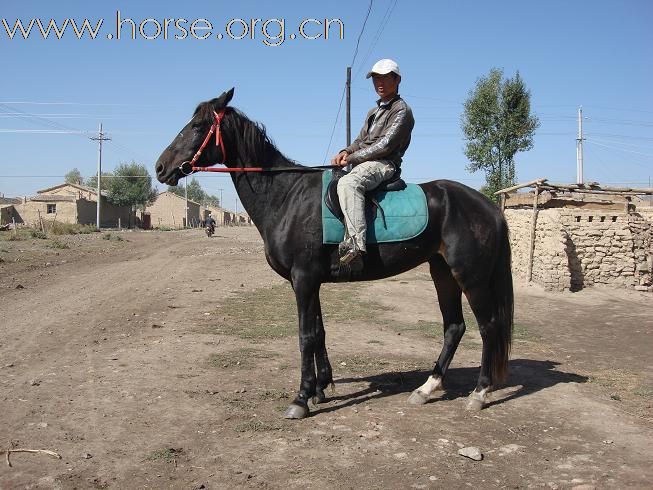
[1,12,346,46]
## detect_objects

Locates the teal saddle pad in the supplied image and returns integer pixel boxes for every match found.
[321,171,428,245]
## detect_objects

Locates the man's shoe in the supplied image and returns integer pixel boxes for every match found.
[339,248,362,266]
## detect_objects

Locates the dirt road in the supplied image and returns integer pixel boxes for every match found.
[1,228,651,489]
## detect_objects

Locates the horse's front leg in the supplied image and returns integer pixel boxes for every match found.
[313,298,334,404]
[284,271,321,419]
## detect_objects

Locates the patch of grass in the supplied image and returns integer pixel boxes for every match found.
[394,319,441,338]
[222,394,258,410]
[1,229,33,242]
[366,339,384,345]
[234,420,282,433]
[154,226,173,231]
[209,283,394,340]
[30,229,47,239]
[633,388,653,398]
[513,322,538,341]
[587,368,643,392]
[258,389,289,401]
[147,447,183,463]
[47,239,69,249]
[48,222,97,235]
[102,232,124,241]
[208,348,276,368]
[336,354,422,374]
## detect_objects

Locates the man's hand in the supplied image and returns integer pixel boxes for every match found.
[331,150,349,167]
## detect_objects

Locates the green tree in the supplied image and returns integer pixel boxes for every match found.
[105,162,156,207]
[64,168,84,185]
[86,171,112,192]
[461,68,540,200]
[167,177,220,206]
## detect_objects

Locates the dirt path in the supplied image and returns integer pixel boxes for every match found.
[1,228,651,489]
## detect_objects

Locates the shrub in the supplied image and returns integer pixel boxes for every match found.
[49,222,97,235]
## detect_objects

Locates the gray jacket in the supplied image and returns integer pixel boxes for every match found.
[343,95,414,168]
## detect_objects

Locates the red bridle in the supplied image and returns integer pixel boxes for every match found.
[179,108,227,175]
[178,108,337,175]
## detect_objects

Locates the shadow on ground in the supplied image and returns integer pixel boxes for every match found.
[313,358,588,415]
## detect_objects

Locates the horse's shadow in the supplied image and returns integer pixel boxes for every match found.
[312,358,588,415]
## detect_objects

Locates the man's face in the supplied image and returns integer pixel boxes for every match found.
[372,73,399,101]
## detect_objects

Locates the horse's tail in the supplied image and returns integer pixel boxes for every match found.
[490,217,514,384]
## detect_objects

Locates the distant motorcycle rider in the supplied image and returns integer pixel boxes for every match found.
[206,213,216,228]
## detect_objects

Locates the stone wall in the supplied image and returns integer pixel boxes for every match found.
[505,208,652,292]
[505,209,571,291]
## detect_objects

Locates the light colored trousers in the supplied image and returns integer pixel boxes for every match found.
[337,160,395,252]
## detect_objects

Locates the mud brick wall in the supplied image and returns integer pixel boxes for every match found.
[13,200,78,226]
[505,209,571,291]
[505,209,652,292]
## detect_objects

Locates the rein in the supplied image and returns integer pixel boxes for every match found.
[179,108,338,176]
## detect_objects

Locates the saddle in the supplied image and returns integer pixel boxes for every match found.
[324,168,407,227]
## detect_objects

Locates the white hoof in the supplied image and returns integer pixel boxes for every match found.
[465,397,484,411]
[465,389,488,411]
[407,390,429,405]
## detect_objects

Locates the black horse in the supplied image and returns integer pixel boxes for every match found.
[155,89,513,419]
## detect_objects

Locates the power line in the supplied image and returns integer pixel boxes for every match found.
[350,0,374,68]
[0,129,90,134]
[323,2,375,161]
[322,85,347,163]
[354,0,398,79]
[586,140,653,158]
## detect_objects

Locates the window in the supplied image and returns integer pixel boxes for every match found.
[47,203,56,214]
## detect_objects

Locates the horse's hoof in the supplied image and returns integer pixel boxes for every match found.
[283,403,310,419]
[465,396,484,412]
[407,390,429,405]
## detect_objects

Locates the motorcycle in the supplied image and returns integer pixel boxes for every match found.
[205,222,215,237]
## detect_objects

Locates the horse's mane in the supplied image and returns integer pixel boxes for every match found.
[193,99,298,167]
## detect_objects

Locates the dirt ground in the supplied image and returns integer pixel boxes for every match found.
[1,227,651,490]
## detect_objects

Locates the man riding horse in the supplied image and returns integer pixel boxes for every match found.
[331,58,415,267]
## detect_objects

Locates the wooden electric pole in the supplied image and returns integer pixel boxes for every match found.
[90,123,110,229]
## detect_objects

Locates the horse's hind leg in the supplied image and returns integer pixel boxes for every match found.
[464,287,500,411]
[408,256,466,405]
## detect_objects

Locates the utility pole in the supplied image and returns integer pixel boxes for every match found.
[346,66,352,146]
[90,123,110,229]
[184,179,188,227]
[218,188,224,225]
[576,106,584,184]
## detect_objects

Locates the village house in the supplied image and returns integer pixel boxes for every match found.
[6,183,133,228]
[144,191,202,229]
[201,203,233,227]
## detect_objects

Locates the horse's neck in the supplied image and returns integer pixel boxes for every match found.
[229,143,304,232]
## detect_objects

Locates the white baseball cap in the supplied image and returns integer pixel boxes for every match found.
[366,59,401,79]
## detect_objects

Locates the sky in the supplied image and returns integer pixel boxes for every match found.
[1,0,652,211]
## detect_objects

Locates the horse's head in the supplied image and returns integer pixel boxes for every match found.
[155,88,234,186]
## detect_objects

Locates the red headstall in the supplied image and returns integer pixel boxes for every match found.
[181,109,227,174]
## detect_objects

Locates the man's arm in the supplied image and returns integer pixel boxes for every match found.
[347,105,413,165]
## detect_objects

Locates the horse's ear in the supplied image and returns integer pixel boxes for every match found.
[216,88,235,108]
